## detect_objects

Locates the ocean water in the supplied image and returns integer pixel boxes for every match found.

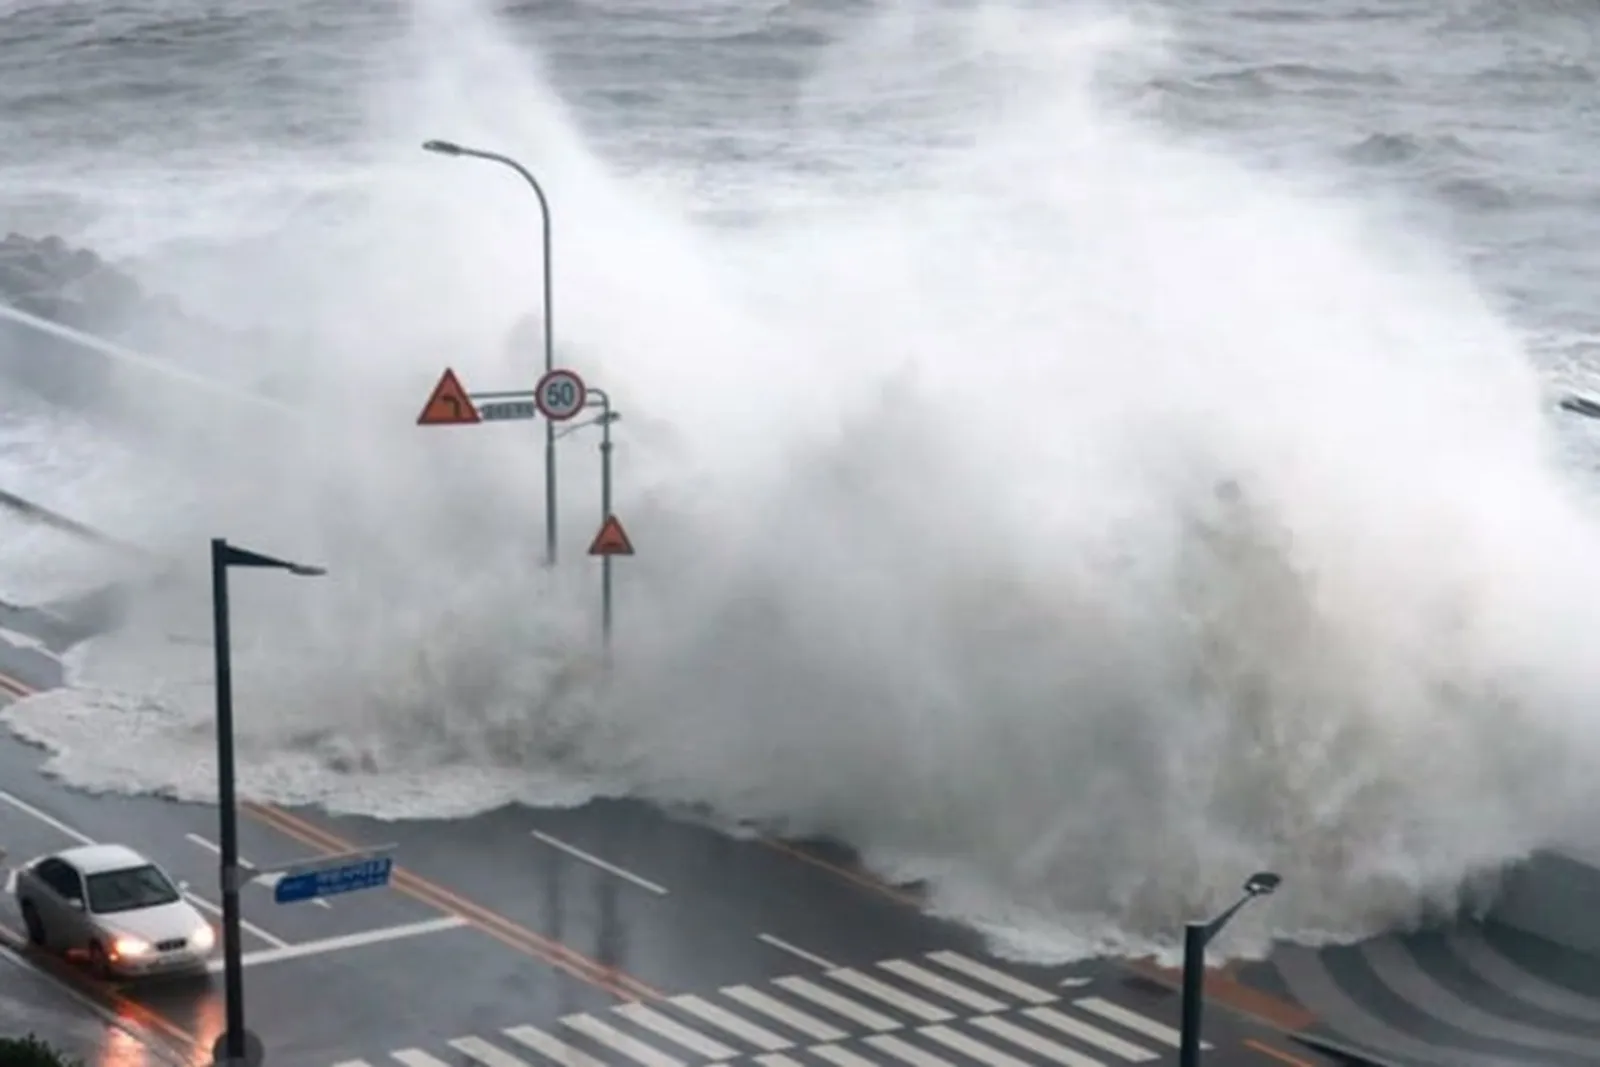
[3,0,1600,963]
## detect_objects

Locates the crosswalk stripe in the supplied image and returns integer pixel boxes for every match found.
[672,994,794,1051]
[391,1053,451,1067]
[924,952,1056,1005]
[449,1036,535,1066]
[919,1025,1029,1067]
[865,1034,958,1067]
[505,1025,610,1067]
[561,1014,687,1067]
[1073,999,1198,1050]
[969,1015,1105,1067]
[612,1003,739,1060]
[723,985,849,1042]
[878,961,1006,1014]
[1022,1007,1156,1062]
[331,1061,376,1067]
[755,1055,809,1067]
[810,1044,883,1067]
[774,976,902,1032]
[828,969,954,1022]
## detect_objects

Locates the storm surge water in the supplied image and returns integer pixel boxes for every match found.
[4,0,1599,962]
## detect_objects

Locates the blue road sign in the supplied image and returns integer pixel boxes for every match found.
[274,855,392,905]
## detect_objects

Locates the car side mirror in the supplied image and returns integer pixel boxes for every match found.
[66,897,85,911]
[178,881,190,892]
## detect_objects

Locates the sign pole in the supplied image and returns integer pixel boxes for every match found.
[425,371,624,652]
[577,388,630,652]
[599,393,615,649]
[535,368,588,573]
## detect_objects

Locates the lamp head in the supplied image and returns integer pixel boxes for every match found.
[422,139,464,156]
[1243,871,1282,897]
[287,564,327,577]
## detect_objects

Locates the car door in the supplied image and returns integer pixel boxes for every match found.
[32,859,91,950]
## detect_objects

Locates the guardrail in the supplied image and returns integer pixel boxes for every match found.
[0,301,291,416]
[0,487,153,560]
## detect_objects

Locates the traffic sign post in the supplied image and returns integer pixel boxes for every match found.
[417,367,629,650]
[550,386,628,649]
[272,847,395,905]
[418,368,591,576]
[577,387,626,649]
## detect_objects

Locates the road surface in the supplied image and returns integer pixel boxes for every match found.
[0,613,1328,1067]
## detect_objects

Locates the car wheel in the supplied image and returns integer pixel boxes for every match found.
[87,940,113,980]
[19,902,44,947]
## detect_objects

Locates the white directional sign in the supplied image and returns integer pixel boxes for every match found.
[478,399,539,421]
[535,368,587,422]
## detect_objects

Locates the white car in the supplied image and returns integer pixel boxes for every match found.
[12,842,216,979]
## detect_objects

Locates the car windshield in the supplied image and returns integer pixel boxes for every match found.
[85,864,181,914]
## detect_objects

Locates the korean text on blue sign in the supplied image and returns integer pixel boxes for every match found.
[274,856,393,904]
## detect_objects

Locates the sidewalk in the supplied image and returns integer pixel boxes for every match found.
[1229,921,1600,1067]
[0,940,161,1066]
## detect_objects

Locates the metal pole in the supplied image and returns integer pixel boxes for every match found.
[1178,921,1206,1067]
[422,141,558,565]
[600,396,614,649]
[211,538,246,1063]
[490,153,556,568]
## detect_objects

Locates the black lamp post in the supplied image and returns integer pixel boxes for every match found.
[1179,871,1283,1067]
[211,538,324,1067]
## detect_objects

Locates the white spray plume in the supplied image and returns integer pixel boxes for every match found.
[5,0,1600,962]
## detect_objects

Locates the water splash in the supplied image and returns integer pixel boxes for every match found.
[4,0,1599,963]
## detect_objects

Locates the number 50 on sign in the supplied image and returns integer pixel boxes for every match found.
[536,369,587,421]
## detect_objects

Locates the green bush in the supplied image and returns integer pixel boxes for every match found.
[0,1034,83,1067]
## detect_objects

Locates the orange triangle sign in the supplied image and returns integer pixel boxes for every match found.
[588,515,634,556]
[417,367,480,425]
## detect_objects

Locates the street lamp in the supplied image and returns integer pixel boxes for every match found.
[1560,394,1600,420]
[1179,871,1282,1067]
[211,538,324,1067]
[422,138,559,568]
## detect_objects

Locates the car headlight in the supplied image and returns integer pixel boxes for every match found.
[191,923,216,951]
[111,935,151,959]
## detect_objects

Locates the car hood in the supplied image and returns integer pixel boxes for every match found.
[97,899,205,942]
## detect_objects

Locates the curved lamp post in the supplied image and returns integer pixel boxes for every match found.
[211,538,324,1066]
[422,138,559,567]
[1180,871,1282,1067]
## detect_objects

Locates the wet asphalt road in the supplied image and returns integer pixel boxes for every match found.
[0,615,1327,1067]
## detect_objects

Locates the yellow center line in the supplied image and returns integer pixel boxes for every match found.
[0,664,659,1014]
[245,800,661,1000]
[1244,1037,1319,1066]
[759,838,924,908]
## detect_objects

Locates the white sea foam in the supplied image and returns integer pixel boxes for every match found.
[4,0,1600,962]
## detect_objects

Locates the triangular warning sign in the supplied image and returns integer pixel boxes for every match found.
[417,367,480,425]
[588,515,634,556]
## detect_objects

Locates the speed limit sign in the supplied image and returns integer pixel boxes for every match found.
[535,368,587,421]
